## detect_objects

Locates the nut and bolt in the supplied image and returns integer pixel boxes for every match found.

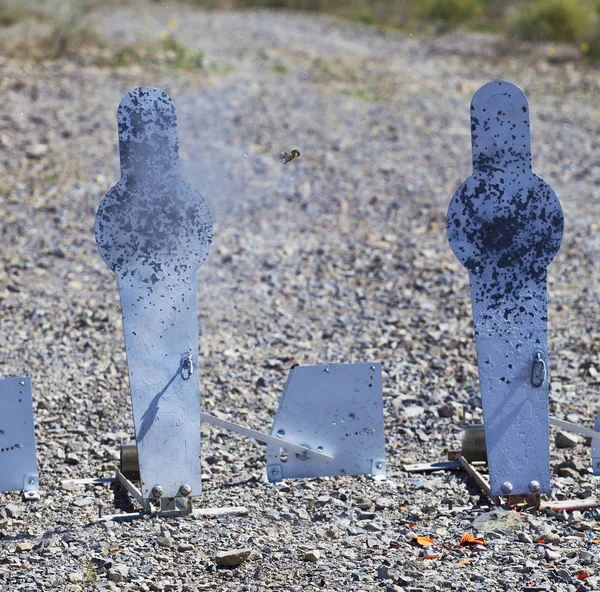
[375,462,384,470]
[19,381,25,386]
[323,367,330,374]
[501,481,513,495]
[151,484,164,498]
[370,365,375,372]
[179,483,192,496]
[271,467,279,476]
[528,480,540,493]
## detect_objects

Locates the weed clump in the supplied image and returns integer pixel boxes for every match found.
[111,35,204,70]
[418,0,483,29]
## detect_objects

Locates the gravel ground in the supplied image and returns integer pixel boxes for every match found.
[2,3,600,591]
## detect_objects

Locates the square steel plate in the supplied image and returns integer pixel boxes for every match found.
[266,362,386,481]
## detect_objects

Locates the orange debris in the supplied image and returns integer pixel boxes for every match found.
[460,533,484,545]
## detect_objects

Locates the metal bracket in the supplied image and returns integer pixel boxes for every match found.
[371,460,387,480]
[267,464,283,483]
[181,353,194,381]
[453,417,600,478]
[22,473,40,501]
[115,468,196,515]
[531,351,546,388]
[23,472,38,491]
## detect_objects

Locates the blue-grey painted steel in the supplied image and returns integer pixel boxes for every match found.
[266,363,386,481]
[447,80,563,496]
[95,87,213,499]
[0,377,38,493]
[592,411,600,476]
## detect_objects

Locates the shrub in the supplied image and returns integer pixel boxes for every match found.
[512,0,594,43]
[0,1,43,27]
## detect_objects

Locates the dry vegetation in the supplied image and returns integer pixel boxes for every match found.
[184,0,600,58]
[0,0,204,68]
[2,0,600,62]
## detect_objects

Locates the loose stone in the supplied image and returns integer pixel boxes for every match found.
[215,549,252,567]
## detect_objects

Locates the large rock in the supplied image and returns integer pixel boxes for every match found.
[555,431,579,449]
[471,508,524,532]
[215,548,252,567]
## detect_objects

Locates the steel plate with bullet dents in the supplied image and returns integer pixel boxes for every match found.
[95,87,213,499]
[0,377,39,494]
[447,80,563,496]
[266,363,386,482]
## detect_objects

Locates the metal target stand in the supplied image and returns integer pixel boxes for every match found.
[73,360,387,521]
[406,80,599,512]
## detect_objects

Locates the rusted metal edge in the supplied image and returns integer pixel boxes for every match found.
[403,461,461,473]
[458,454,500,505]
[541,498,598,512]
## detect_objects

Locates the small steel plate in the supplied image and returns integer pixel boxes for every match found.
[266,362,385,481]
[0,377,39,493]
[592,410,600,476]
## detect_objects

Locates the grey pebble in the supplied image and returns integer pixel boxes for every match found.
[303,549,321,562]
[3,504,22,519]
[66,452,80,465]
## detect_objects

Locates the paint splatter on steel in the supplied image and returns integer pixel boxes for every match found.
[96,87,212,283]
[95,87,212,499]
[447,80,563,496]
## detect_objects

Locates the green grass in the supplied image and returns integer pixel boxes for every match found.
[343,85,381,101]
[273,60,289,73]
[417,0,483,29]
[84,561,96,583]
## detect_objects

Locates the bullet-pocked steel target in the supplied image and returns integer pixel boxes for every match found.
[447,81,563,496]
[96,87,212,499]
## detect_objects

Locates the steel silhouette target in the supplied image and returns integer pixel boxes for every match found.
[95,87,213,500]
[447,80,563,496]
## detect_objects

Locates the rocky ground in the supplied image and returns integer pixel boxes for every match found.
[1,2,600,591]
